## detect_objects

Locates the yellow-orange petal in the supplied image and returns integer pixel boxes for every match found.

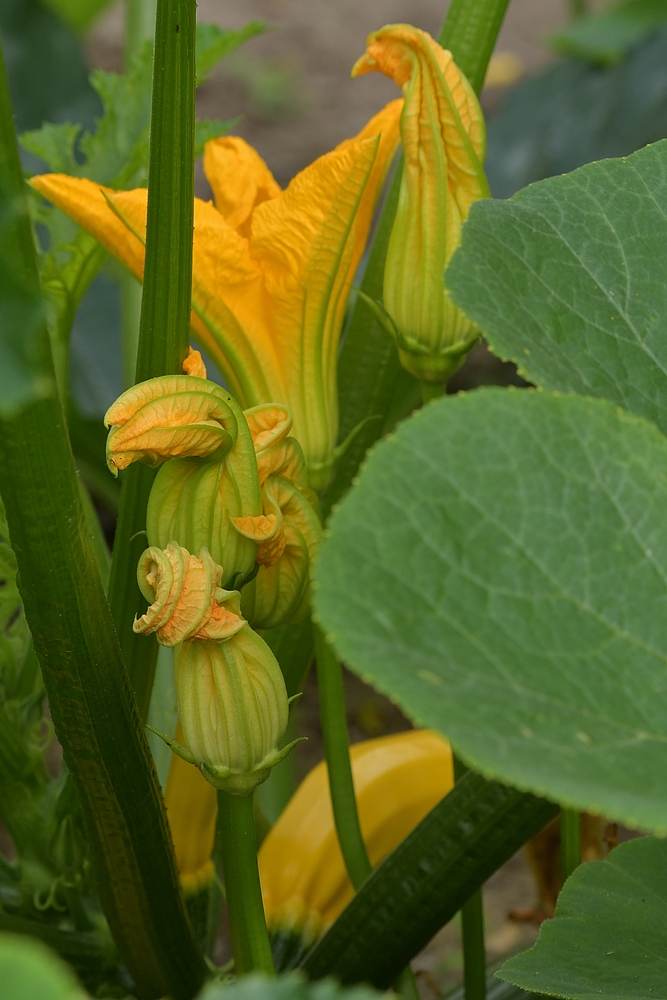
[182,348,207,380]
[244,403,292,452]
[203,136,281,238]
[30,174,146,279]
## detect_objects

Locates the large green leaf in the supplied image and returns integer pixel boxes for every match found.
[0,933,82,1000]
[448,140,667,437]
[314,389,667,833]
[198,973,380,1000]
[500,835,667,1000]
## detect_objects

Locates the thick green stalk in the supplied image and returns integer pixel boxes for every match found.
[0,32,204,1000]
[560,808,582,884]
[437,0,512,92]
[217,791,274,975]
[108,0,196,720]
[314,626,371,889]
[302,772,557,986]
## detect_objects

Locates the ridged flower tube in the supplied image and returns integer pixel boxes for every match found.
[352,24,490,384]
[31,106,402,490]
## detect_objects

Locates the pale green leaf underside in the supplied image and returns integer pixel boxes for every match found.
[447,139,667,437]
[314,390,667,833]
[500,835,667,1000]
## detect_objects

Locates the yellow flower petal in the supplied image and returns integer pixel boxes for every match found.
[134,543,245,646]
[105,375,237,473]
[203,136,281,238]
[30,174,146,280]
[165,720,218,896]
[182,347,207,380]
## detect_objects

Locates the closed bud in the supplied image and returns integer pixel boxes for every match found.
[352,24,489,383]
[176,628,294,795]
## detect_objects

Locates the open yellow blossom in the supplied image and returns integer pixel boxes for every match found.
[31,103,402,490]
[352,25,489,383]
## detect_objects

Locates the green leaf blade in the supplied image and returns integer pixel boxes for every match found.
[500,835,667,999]
[314,389,667,833]
[448,140,667,435]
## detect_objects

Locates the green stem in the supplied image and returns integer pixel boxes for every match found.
[217,791,274,975]
[314,626,371,888]
[421,380,446,405]
[0,32,204,999]
[438,0,512,94]
[108,0,196,719]
[314,628,420,999]
[560,808,581,884]
[454,758,486,1000]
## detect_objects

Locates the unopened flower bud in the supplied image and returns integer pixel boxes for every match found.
[352,24,489,384]
[175,628,296,795]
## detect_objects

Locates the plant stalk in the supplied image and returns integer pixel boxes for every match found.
[314,627,419,999]
[314,625,372,888]
[108,0,196,720]
[217,791,275,975]
[0,30,204,998]
[125,0,158,65]
[560,808,582,884]
[438,0,512,94]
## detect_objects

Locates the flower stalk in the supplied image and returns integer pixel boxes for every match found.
[107,0,197,719]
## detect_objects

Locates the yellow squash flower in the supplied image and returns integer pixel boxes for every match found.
[352,25,489,384]
[31,104,402,490]
[259,729,454,966]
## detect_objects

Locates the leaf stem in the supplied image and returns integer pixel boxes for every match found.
[314,625,371,888]
[216,791,274,975]
[108,0,196,719]
[314,627,420,999]
[560,808,581,883]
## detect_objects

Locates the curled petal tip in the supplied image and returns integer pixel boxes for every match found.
[351,53,377,78]
[182,347,207,380]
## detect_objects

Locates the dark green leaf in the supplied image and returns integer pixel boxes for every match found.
[302,771,556,987]
[500,835,667,1000]
[314,389,667,833]
[448,140,667,437]
[550,0,667,65]
[486,28,667,200]
[41,0,113,34]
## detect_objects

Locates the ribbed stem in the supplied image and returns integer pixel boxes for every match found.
[217,791,274,975]
[454,757,486,1000]
[108,0,196,719]
[438,0,512,94]
[560,808,582,884]
[0,32,204,997]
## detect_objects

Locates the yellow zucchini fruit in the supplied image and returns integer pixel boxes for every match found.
[258,729,454,951]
